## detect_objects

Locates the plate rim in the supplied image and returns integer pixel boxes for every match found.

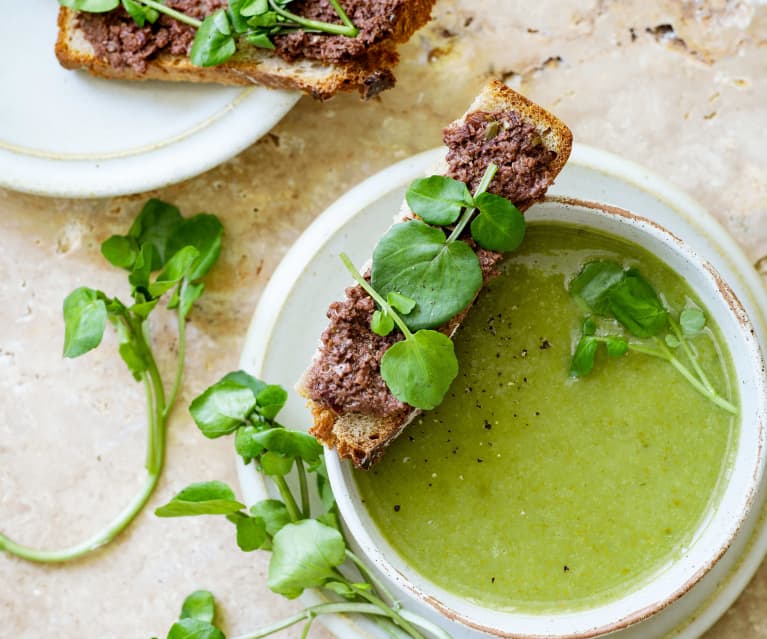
[237,143,767,639]
[0,2,301,198]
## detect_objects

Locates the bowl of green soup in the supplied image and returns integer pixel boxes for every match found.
[321,157,767,637]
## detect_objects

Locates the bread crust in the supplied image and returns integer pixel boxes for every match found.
[301,81,573,468]
[55,4,434,99]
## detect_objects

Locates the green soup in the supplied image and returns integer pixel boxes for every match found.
[354,224,737,612]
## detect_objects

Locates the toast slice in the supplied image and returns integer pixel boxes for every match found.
[299,81,573,468]
[55,2,434,100]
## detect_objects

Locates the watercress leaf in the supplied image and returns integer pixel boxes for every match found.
[190,11,237,67]
[371,221,483,330]
[129,243,156,291]
[190,381,257,438]
[227,512,266,551]
[240,0,268,15]
[680,308,706,336]
[226,0,251,32]
[167,214,224,282]
[149,246,200,297]
[405,176,473,226]
[246,32,276,48]
[167,618,224,639]
[387,291,416,315]
[155,481,245,517]
[470,192,525,252]
[101,234,138,270]
[582,317,597,336]
[570,335,598,377]
[324,581,356,599]
[259,451,293,476]
[249,429,323,464]
[179,283,205,317]
[180,590,216,624]
[665,334,681,348]
[59,0,120,11]
[316,512,339,531]
[569,261,625,314]
[370,310,394,336]
[607,269,667,338]
[250,499,290,536]
[119,341,147,380]
[128,199,183,270]
[255,384,288,420]
[63,287,108,358]
[235,425,268,460]
[121,0,155,26]
[606,337,628,357]
[268,520,347,599]
[380,329,458,410]
[129,299,158,320]
[221,370,268,398]
[313,457,336,511]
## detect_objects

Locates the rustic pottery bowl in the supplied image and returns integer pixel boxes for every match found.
[238,145,767,639]
[324,195,767,638]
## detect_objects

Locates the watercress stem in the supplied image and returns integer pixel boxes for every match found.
[446,163,498,243]
[271,474,302,522]
[349,584,427,639]
[164,285,188,419]
[650,339,737,414]
[0,469,159,563]
[267,0,359,36]
[296,459,310,519]
[340,253,413,339]
[327,0,356,29]
[345,549,398,607]
[669,317,715,394]
[138,0,203,27]
[230,602,413,639]
[300,616,314,639]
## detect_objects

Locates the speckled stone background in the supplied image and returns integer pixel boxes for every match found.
[1,1,766,637]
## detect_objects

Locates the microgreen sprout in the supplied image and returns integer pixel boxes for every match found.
[58,0,359,67]
[568,260,737,414]
[155,372,453,639]
[0,199,222,563]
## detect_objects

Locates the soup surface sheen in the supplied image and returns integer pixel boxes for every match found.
[354,224,736,612]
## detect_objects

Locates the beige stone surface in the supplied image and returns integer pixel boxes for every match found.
[1,1,766,637]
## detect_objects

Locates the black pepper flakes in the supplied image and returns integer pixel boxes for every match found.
[484,420,492,430]
[394,505,401,512]
[564,565,570,572]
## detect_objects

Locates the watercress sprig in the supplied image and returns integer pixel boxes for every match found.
[155,372,452,639]
[372,163,525,331]
[342,164,524,409]
[0,199,222,563]
[340,254,458,410]
[59,0,359,67]
[568,260,737,414]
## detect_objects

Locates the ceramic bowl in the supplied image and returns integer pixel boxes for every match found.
[238,144,767,639]
[323,197,767,638]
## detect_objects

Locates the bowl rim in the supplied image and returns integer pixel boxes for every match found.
[325,194,767,638]
[237,142,767,639]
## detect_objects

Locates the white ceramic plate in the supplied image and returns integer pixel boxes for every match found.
[238,145,767,639]
[0,1,300,198]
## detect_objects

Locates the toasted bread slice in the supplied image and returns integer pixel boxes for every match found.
[300,81,573,468]
[55,4,433,100]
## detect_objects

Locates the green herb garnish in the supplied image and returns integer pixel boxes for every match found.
[568,260,737,414]
[59,0,359,67]
[372,163,525,331]
[154,373,452,639]
[346,164,525,409]
[0,199,222,563]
